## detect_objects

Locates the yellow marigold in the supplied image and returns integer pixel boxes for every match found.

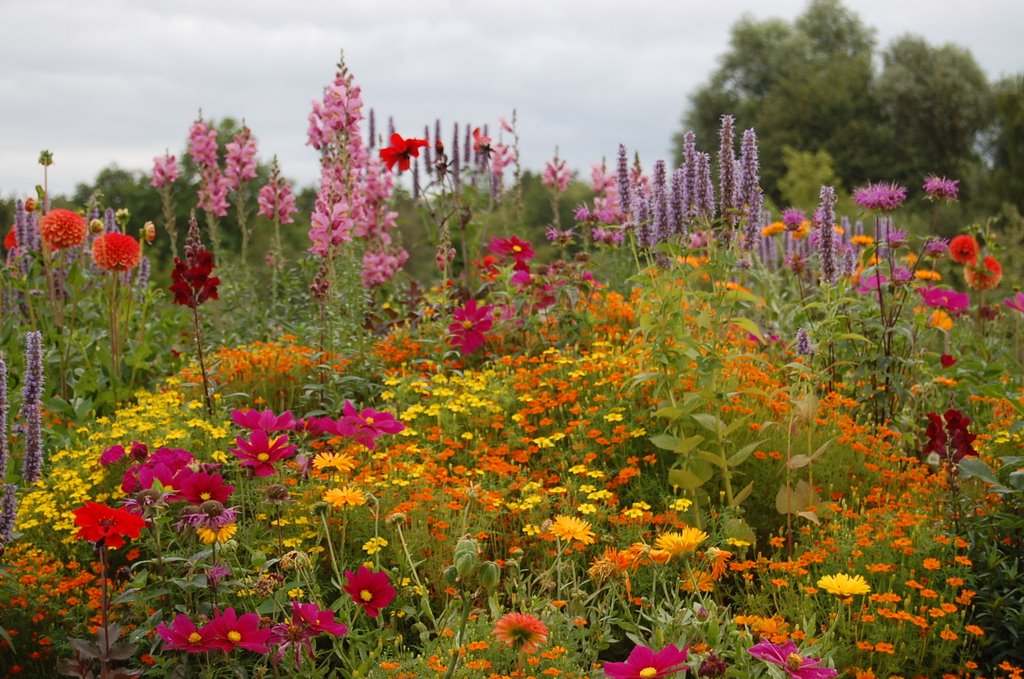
[323,486,366,509]
[549,515,596,545]
[929,309,953,331]
[655,527,708,557]
[851,235,875,246]
[915,269,941,281]
[817,572,871,597]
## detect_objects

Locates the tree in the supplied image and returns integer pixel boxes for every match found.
[984,74,1024,213]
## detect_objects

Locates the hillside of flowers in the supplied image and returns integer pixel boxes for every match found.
[2,59,1023,679]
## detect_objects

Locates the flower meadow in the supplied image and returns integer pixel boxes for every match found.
[2,58,1024,679]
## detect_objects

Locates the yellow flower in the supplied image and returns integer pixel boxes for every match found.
[549,515,596,545]
[761,221,785,236]
[671,498,693,512]
[197,523,238,544]
[288,587,304,599]
[929,309,953,332]
[851,235,875,246]
[817,573,871,597]
[655,527,708,557]
[362,536,389,555]
[313,452,358,473]
[915,269,941,281]
[323,486,366,509]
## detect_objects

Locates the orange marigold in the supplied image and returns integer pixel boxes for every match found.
[91,232,142,271]
[40,208,87,250]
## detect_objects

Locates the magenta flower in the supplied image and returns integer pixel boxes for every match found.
[232,429,297,476]
[205,607,272,653]
[448,299,494,355]
[748,640,837,679]
[917,287,970,316]
[176,471,235,505]
[232,408,298,433]
[855,273,888,296]
[121,447,194,494]
[197,166,231,217]
[853,181,907,212]
[337,400,405,449]
[99,445,126,466]
[257,164,298,225]
[343,566,396,618]
[156,613,214,653]
[603,643,690,678]
[269,600,348,667]
[188,119,219,170]
[542,154,571,191]
[923,175,959,202]
[151,154,180,188]
[781,207,807,229]
[487,236,535,268]
[1004,291,1024,314]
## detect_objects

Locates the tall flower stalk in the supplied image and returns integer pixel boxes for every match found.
[151,152,180,255]
[257,155,298,299]
[20,330,43,484]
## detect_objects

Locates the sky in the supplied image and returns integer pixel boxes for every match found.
[1,0,1022,198]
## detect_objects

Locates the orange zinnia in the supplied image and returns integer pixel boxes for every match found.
[492,612,549,654]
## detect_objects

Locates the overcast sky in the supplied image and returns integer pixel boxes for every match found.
[1,0,1021,198]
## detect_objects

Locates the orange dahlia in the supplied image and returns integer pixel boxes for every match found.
[948,234,979,265]
[40,208,87,250]
[92,232,142,271]
[964,256,1002,291]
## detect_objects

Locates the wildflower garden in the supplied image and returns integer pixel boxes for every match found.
[2,56,1024,679]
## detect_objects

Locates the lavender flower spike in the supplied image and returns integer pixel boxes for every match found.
[616,144,630,218]
[20,331,44,484]
[817,186,838,284]
[718,114,739,228]
[651,160,668,246]
[0,358,8,481]
[739,128,763,249]
[0,483,18,547]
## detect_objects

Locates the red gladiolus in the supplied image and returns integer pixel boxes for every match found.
[91,232,142,271]
[40,208,87,250]
[170,249,220,308]
[379,133,429,172]
[73,501,148,549]
[343,566,396,618]
[948,234,979,265]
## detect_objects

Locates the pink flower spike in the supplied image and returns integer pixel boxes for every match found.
[748,639,838,679]
[603,643,690,678]
[151,154,180,188]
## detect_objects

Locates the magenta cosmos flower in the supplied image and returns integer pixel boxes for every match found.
[853,181,907,212]
[917,287,970,316]
[204,607,272,653]
[269,600,348,667]
[748,640,837,679]
[336,400,404,449]
[487,236,535,269]
[232,408,298,433]
[176,471,235,505]
[231,429,297,476]
[603,643,690,678]
[156,613,214,653]
[1004,291,1024,314]
[449,299,494,355]
[343,566,396,618]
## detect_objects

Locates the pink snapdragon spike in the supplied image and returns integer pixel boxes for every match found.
[269,600,348,667]
[917,287,971,315]
[175,471,235,505]
[449,298,494,355]
[343,566,397,618]
[603,643,690,678]
[499,115,514,133]
[188,119,219,169]
[232,408,298,433]
[156,613,214,653]
[151,153,180,188]
[258,170,298,225]
[197,166,231,217]
[232,429,297,476]
[542,154,571,191]
[748,640,838,679]
[204,608,272,653]
[1003,291,1024,314]
[225,125,259,191]
[337,400,404,449]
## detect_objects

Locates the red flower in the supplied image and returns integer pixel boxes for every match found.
[175,471,235,505]
[487,236,535,269]
[964,256,1002,291]
[343,566,396,618]
[948,234,979,265]
[940,354,956,368]
[170,249,220,308]
[156,614,213,653]
[40,208,87,250]
[231,429,297,476]
[448,298,494,355]
[379,133,428,172]
[204,607,271,653]
[472,127,492,155]
[923,408,978,463]
[91,232,142,271]
[73,501,147,549]
[4,226,15,251]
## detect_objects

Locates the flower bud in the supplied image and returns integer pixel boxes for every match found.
[454,550,478,578]
[479,561,500,590]
[443,565,459,585]
[24,197,37,212]
[90,218,104,234]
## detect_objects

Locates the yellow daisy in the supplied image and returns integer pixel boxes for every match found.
[655,527,708,558]
[549,515,596,545]
[817,573,871,597]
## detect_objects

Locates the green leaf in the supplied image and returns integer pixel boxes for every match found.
[836,332,874,344]
[730,316,763,342]
[776,484,800,514]
[959,457,1003,488]
[652,406,686,421]
[692,413,724,437]
[728,441,760,467]
[696,449,727,470]
[732,481,755,507]
[649,434,681,451]
[787,454,813,470]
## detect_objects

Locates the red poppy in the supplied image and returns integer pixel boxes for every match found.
[73,501,148,548]
[948,234,979,265]
[343,566,396,618]
[379,133,428,172]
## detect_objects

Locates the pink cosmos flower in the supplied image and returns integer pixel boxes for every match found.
[917,287,970,316]
[156,613,213,653]
[487,236,534,269]
[336,400,405,449]
[1004,291,1024,314]
[855,273,888,296]
[151,154,180,188]
[232,429,297,476]
[449,299,494,355]
[204,608,272,653]
[343,566,396,618]
[269,600,348,667]
[232,408,298,433]
[748,640,837,679]
[603,643,690,678]
[176,471,235,505]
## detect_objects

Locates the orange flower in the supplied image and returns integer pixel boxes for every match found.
[948,234,979,264]
[964,256,1002,291]
[91,232,142,271]
[40,208,87,250]
[492,612,549,654]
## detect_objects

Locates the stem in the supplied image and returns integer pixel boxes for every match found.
[99,544,111,677]
[191,306,213,416]
[441,591,473,679]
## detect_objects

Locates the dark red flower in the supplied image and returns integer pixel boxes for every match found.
[343,566,396,618]
[922,408,977,463]
[73,501,148,548]
[379,133,428,172]
[940,354,956,368]
[170,249,220,308]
